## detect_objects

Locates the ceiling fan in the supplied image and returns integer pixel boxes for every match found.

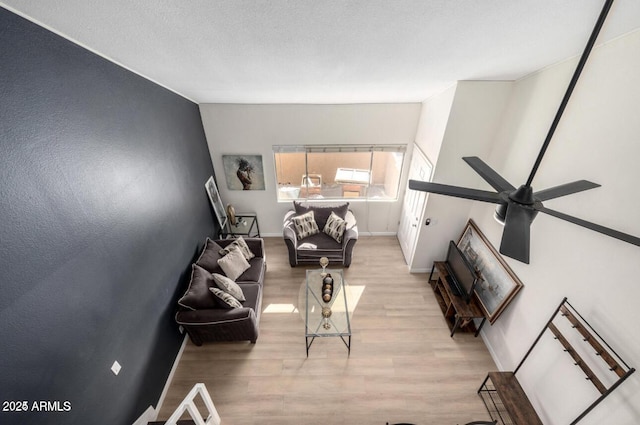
[409,0,640,264]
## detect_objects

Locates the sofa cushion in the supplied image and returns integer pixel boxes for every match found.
[292,210,320,240]
[178,264,217,311]
[210,287,243,309]
[217,246,250,280]
[297,232,344,257]
[218,236,255,261]
[236,257,265,284]
[294,201,349,229]
[212,273,246,301]
[323,211,347,243]
[195,238,225,274]
[238,283,261,311]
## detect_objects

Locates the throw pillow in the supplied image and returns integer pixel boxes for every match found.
[212,273,246,301]
[292,210,320,240]
[293,201,349,229]
[195,238,225,273]
[217,246,250,280]
[218,236,255,261]
[178,264,217,311]
[209,287,242,309]
[324,211,347,243]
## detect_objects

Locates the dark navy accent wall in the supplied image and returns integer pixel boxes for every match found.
[0,8,218,425]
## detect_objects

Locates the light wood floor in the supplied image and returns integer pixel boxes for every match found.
[158,236,497,425]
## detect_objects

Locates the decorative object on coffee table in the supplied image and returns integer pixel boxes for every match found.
[322,274,333,302]
[319,273,336,330]
[321,307,332,329]
[319,256,329,276]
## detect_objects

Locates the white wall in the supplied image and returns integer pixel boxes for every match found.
[469,30,640,425]
[197,30,640,423]
[411,81,513,272]
[413,83,457,166]
[198,103,421,236]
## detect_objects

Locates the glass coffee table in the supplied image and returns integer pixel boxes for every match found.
[299,268,351,356]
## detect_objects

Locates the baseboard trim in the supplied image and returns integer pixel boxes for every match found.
[155,334,189,418]
[409,267,430,273]
[480,331,504,371]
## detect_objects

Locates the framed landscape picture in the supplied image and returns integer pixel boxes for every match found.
[205,176,227,229]
[457,219,523,324]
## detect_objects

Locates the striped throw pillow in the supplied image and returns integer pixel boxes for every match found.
[323,211,347,243]
[292,210,320,240]
[209,287,242,309]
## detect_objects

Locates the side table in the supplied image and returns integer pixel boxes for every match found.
[219,213,260,239]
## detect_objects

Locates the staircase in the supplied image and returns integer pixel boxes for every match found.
[149,383,220,425]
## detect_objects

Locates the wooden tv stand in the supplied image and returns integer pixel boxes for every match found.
[428,261,486,337]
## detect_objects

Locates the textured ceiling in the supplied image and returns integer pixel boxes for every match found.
[2,0,640,104]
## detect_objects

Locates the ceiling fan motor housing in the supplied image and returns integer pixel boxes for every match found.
[509,185,534,205]
[495,185,538,225]
[494,203,508,225]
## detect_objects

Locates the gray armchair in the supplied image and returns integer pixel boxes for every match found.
[283,202,358,267]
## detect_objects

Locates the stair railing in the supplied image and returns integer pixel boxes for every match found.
[163,383,220,425]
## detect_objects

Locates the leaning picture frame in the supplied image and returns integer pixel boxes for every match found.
[457,219,523,324]
[205,176,227,229]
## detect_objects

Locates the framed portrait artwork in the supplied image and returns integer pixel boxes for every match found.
[457,219,523,324]
[222,155,265,191]
[205,176,227,229]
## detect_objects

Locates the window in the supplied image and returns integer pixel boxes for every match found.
[273,145,406,201]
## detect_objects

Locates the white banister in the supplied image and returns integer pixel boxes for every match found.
[163,383,220,425]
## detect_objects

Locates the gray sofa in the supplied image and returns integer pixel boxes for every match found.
[175,238,266,345]
[283,201,358,267]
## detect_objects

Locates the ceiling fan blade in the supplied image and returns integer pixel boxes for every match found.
[537,206,640,247]
[462,156,516,192]
[500,203,533,264]
[408,180,501,204]
[534,180,600,201]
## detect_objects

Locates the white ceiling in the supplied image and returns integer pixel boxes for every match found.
[2,0,640,104]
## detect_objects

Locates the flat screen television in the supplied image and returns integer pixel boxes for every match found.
[444,240,479,304]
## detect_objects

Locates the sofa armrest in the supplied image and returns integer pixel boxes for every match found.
[283,210,298,245]
[342,210,358,244]
[343,226,358,244]
[176,307,255,325]
[176,307,259,345]
[342,210,358,267]
[244,238,265,258]
[283,210,299,266]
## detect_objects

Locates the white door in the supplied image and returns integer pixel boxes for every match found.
[398,145,432,265]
